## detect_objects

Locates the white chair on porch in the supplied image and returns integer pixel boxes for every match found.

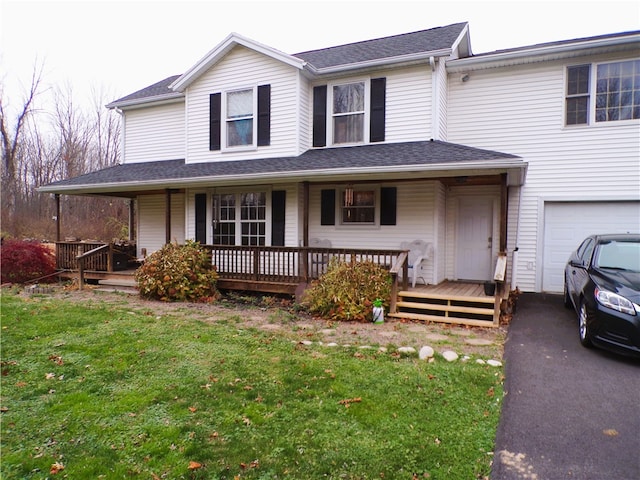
[309,238,332,276]
[400,240,434,287]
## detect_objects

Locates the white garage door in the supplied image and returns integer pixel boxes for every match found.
[542,201,640,292]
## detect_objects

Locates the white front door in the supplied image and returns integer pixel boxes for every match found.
[456,197,493,281]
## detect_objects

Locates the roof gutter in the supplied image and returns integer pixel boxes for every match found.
[106,92,184,110]
[447,33,640,72]
[304,48,452,76]
[38,159,527,195]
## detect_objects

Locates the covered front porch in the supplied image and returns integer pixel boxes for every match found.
[55,241,505,327]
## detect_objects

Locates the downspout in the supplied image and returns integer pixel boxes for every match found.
[54,194,61,242]
[511,185,523,291]
[115,107,125,163]
[429,56,438,140]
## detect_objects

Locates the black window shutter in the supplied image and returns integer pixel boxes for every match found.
[312,85,327,147]
[320,189,335,225]
[257,84,271,146]
[209,93,221,150]
[195,193,207,244]
[370,78,386,143]
[271,190,286,246]
[380,187,396,225]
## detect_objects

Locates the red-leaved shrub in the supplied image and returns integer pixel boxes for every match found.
[1,239,57,284]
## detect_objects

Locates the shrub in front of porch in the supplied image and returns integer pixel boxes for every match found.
[134,241,219,302]
[0,239,56,284]
[302,259,392,322]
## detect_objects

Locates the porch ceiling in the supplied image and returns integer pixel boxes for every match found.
[38,140,526,196]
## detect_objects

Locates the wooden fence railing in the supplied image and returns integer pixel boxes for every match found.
[55,242,408,304]
[202,245,403,284]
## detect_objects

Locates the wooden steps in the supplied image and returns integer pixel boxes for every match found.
[389,289,499,327]
[95,277,138,294]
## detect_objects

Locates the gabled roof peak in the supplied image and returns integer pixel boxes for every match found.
[170,32,306,92]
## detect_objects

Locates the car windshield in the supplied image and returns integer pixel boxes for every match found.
[594,240,640,272]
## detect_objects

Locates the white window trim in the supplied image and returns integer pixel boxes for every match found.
[336,185,380,229]
[327,78,371,146]
[207,188,272,246]
[564,59,640,128]
[221,85,258,152]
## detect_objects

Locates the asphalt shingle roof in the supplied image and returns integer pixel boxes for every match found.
[108,23,467,106]
[107,75,181,107]
[293,22,467,69]
[41,140,521,191]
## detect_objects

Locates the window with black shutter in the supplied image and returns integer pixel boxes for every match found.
[320,189,335,225]
[370,78,386,142]
[209,93,221,151]
[271,190,286,246]
[313,85,327,147]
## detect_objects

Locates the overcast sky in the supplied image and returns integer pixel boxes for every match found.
[1,0,639,112]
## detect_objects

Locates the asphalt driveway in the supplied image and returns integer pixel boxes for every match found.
[491,293,640,480]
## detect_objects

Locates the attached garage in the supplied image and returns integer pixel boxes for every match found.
[542,201,640,292]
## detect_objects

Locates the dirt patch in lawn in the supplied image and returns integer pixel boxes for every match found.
[22,286,507,360]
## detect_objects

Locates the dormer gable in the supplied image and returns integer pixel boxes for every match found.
[170,32,306,92]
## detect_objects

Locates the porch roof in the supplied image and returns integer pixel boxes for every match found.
[39,140,526,196]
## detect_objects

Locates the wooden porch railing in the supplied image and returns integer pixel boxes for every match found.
[202,245,406,297]
[55,241,409,300]
[55,241,137,290]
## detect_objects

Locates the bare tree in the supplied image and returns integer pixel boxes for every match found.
[0,62,45,235]
[1,65,126,242]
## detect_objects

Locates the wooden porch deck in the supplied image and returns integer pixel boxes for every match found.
[54,242,502,328]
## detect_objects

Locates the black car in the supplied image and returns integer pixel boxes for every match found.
[564,234,640,357]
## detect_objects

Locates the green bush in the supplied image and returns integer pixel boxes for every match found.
[134,241,219,302]
[301,258,392,322]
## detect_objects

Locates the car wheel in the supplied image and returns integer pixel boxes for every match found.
[563,278,572,309]
[579,301,594,348]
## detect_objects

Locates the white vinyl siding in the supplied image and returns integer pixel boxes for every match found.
[123,102,185,163]
[137,193,186,257]
[309,181,439,283]
[432,57,449,141]
[448,52,640,291]
[185,46,300,163]
[297,75,311,154]
[384,66,432,143]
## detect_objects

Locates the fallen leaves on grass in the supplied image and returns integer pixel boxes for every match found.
[338,397,362,408]
[187,461,203,470]
[50,462,65,474]
[48,355,64,365]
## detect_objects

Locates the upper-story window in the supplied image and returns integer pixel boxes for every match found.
[313,78,386,147]
[209,85,271,151]
[226,89,254,147]
[566,60,640,126]
[332,82,366,144]
[566,65,591,125]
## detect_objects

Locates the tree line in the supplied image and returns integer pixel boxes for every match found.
[1,65,129,243]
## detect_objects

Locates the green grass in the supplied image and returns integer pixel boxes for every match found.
[1,291,502,479]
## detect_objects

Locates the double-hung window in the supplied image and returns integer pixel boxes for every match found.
[566,60,640,125]
[312,78,385,147]
[226,89,254,147]
[209,84,270,151]
[341,188,375,224]
[332,82,366,144]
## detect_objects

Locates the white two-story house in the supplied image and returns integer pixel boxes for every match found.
[41,22,640,310]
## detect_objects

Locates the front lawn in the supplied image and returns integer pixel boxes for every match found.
[1,290,502,479]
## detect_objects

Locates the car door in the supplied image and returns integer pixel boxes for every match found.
[567,237,595,307]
